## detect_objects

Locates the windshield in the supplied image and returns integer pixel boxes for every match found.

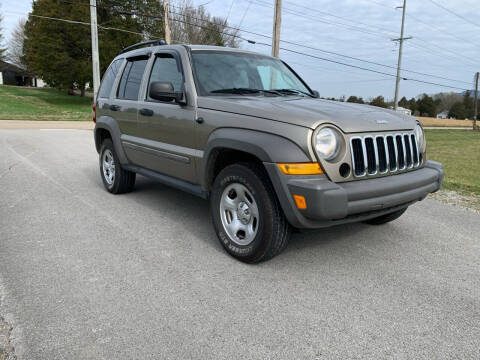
[191,50,312,97]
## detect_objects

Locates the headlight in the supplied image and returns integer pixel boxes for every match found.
[314,127,341,161]
[415,123,426,153]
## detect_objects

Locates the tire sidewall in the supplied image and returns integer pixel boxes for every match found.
[211,164,275,263]
[99,139,120,193]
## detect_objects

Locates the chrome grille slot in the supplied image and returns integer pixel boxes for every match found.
[411,134,419,165]
[350,131,420,179]
[386,136,397,171]
[351,138,365,176]
[404,134,413,168]
[364,137,376,174]
[376,137,387,173]
[396,135,405,170]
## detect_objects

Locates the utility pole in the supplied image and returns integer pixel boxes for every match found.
[164,0,171,44]
[271,0,282,58]
[393,0,411,110]
[474,72,479,131]
[89,0,101,101]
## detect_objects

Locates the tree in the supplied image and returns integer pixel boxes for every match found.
[7,19,27,69]
[170,0,240,47]
[407,97,417,114]
[433,92,463,113]
[0,5,8,60]
[23,0,162,94]
[369,96,388,108]
[398,96,409,108]
[448,102,467,119]
[23,0,239,94]
[416,94,436,117]
[346,96,364,104]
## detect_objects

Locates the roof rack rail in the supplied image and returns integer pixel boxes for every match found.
[118,39,167,55]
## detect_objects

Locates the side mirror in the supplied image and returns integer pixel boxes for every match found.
[312,90,320,98]
[149,82,184,103]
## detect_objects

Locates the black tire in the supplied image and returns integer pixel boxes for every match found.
[363,208,407,225]
[210,162,291,263]
[99,139,136,194]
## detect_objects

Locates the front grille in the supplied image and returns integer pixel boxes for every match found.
[350,132,420,178]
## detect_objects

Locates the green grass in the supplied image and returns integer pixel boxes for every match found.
[0,85,92,121]
[426,129,480,195]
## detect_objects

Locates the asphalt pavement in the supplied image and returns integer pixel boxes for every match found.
[0,129,479,359]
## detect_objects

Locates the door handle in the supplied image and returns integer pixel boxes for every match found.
[109,104,120,111]
[139,108,154,117]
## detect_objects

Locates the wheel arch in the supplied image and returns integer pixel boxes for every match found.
[201,128,311,191]
[94,116,129,164]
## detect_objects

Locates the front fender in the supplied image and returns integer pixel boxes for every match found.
[201,128,311,189]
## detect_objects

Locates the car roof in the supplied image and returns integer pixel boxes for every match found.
[115,44,274,60]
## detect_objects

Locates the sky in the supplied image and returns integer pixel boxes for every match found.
[1,0,479,100]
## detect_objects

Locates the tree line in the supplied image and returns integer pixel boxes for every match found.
[0,0,238,95]
[326,91,478,119]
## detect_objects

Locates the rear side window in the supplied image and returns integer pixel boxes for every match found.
[98,59,122,99]
[117,58,149,100]
[147,54,183,101]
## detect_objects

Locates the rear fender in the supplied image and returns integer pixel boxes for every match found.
[94,116,128,165]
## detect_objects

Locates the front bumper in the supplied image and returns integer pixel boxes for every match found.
[265,160,444,229]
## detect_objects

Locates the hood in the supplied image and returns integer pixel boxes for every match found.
[197,96,417,133]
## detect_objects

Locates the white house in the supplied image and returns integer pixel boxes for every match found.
[390,106,412,116]
[436,111,449,119]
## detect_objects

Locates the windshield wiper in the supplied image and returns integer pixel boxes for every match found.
[272,88,315,97]
[210,88,283,96]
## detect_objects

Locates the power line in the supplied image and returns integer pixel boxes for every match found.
[237,0,252,29]
[8,3,472,91]
[356,0,480,65]
[282,0,398,36]
[407,12,479,49]
[427,0,480,29]
[248,0,480,70]
[53,0,479,78]
[275,46,469,91]
[96,2,471,86]
[225,0,236,22]
[4,11,145,36]
[248,0,394,40]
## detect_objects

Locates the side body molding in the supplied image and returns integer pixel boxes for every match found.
[201,128,311,190]
[94,116,129,165]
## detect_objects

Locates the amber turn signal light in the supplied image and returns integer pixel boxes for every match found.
[277,163,324,175]
[293,195,307,210]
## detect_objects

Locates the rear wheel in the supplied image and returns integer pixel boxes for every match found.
[210,163,291,263]
[363,208,407,225]
[99,139,136,194]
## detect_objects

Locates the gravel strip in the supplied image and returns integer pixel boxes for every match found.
[430,190,480,213]
[0,316,15,360]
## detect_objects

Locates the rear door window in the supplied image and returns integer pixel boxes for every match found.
[117,58,149,100]
[98,59,122,98]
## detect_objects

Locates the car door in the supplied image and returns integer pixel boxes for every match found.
[124,51,197,183]
[110,55,149,137]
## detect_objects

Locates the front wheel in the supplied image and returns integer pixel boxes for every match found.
[363,208,407,225]
[210,163,291,263]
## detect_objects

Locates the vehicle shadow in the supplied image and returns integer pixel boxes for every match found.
[130,175,377,260]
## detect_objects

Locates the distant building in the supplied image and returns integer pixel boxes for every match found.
[0,60,43,87]
[390,106,412,116]
[436,111,449,119]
